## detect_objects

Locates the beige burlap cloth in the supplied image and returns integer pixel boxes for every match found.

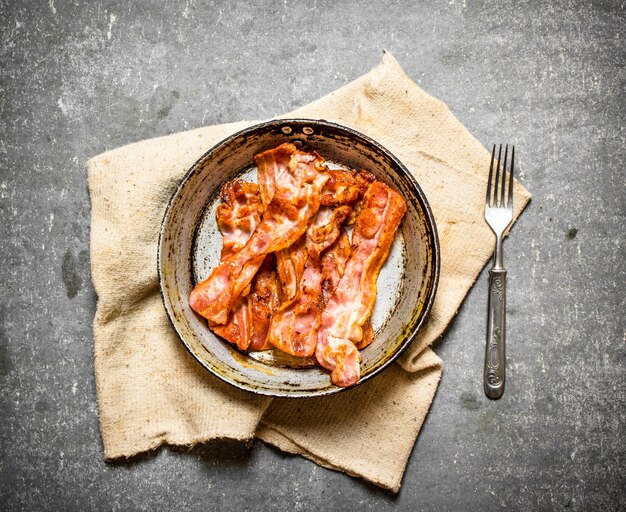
[88,52,530,492]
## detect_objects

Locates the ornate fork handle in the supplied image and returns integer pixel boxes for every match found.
[484,268,506,399]
[483,144,514,399]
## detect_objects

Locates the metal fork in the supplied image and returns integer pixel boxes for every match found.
[483,144,514,399]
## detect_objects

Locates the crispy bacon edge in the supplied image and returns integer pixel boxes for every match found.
[320,169,375,207]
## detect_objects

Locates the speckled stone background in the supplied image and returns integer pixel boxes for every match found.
[1,0,624,510]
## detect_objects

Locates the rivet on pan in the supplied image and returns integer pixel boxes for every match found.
[302,126,314,135]
[281,126,292,134]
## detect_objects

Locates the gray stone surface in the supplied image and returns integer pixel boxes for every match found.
[1,0,624,510]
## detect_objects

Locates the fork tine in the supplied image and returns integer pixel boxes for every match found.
[493,144,502,207]
[500,145,509,207]
[487,144,496,206]
[508,145,515,208]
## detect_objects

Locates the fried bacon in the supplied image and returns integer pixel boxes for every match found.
[247,256,282,351]
[189,144,329,325]
[212,255,281,351]
[215,180,263,260]
[320,169,375,207]
[208,181,278,350]
[190,142,407,387]
[257,143,306,302]
[254,142,295,208]
[268,206,351,357]
[273,169,374,300]
[321,230,374,350]
[275,237,307,302]
[321,228,351,304]
[316,181,407,387]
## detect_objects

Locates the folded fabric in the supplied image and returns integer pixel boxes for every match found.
[88,52,530,492]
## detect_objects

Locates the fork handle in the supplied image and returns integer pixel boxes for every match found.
[484,269,506,399]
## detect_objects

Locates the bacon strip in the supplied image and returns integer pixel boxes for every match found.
[206,181,276,350]
[257,144,306,302]
[247,255,282,351]
[321,229,351,305]
[212,255,281,351]
[254,142,295,208]
[210,180,261,349]
[275,237,307,302]
[268,206,351,357]
[316,181,407,387]
[321,230,374,350]
[190,145,329,325]
[215,180,263,260]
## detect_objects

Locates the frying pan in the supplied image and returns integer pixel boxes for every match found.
[158,119,439,397]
